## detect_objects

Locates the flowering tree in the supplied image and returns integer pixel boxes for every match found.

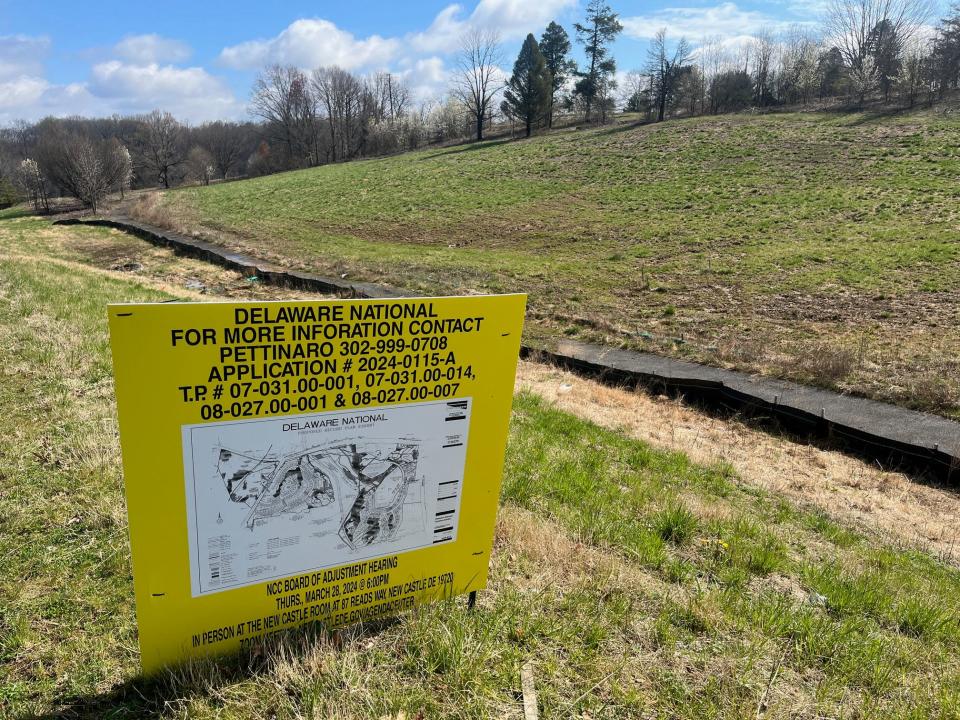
[15,159,49,213]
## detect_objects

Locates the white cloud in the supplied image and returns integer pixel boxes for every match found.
[114,34,192,64]
[623,2,790,41]
[398,56,452,101]
[87,61,241,121]
[0,35,50,82]
[0,78,100,125]
[218,18,400,71]
[0,36,87,124]
[0,29,242,124]
[0,77,48,112]
[410,0,576,53]
[470,0,576,36]
[409,5,467,54]
[786,0,831,16]
[0,62,241,124]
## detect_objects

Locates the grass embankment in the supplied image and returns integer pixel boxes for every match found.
[2,215,960,718]
[140,110,960,419]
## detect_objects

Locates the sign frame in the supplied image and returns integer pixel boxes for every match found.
[109,294,525,672]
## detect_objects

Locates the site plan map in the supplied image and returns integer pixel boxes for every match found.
[182,399,471,596]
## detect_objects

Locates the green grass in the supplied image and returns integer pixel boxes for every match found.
[149,109,960,418]
[3,217,960,718]
[0,206,33,220]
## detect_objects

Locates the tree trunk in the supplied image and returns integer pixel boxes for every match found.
[476,113,484,142]
[525,115,532,138]
[329,112,337,162]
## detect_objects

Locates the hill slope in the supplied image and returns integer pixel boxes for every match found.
[143,110,960,417]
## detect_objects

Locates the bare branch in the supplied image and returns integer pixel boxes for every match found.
[450,29,504,141]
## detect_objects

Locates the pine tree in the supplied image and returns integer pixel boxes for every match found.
[932,5,960,96]
[573,0,623,122]
[867,19,904,100]
[503,34,553,138]
[540,22,575,128]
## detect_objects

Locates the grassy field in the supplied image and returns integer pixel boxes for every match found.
[4,216,960,718]
[138,109,960,419]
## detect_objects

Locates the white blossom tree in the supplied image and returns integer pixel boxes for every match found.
[15,159,50,213]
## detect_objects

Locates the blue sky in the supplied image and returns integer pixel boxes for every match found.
[0,0,916,124]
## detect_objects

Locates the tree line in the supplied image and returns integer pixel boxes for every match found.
[0,70,490,211]
[4,0,960,211]
[494,0,960,133]
[0,112,261,211]
[627,0,959,121]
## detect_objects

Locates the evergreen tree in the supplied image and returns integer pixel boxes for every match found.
[540,22,575,128]
[573,0,623,122]
[503,34,553,138]
[709,70,754,113]
[817,47,847,99]
[867,19,904,100]
[932,5,960,96]
[625,90,645,113]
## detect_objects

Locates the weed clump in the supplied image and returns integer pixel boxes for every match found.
[652,502,699,545]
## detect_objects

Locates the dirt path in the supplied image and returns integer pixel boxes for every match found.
[516,360,960,563]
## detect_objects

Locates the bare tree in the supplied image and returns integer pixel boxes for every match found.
[137,110,186,188]
[752,28,778,106]
[195,121,254,179]
[250,65,317,168]
[700,36,730,78]
[646,29,693,122]
[826,0,934,100]
[735,40,753,74]
[451,29,504,142]
[38,131,129,213]
[370,72,410,121]
[621,69,647,112]
[698,36,731,113]
[313,66,367,162]
[186,146,215,185]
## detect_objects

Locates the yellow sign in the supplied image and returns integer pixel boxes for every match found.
[108,294,526,673]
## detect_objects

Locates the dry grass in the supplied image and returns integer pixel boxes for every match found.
[127,191,185,232]
[0,216,322,303]
[516,360,960,563]
[786,341,860,384]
